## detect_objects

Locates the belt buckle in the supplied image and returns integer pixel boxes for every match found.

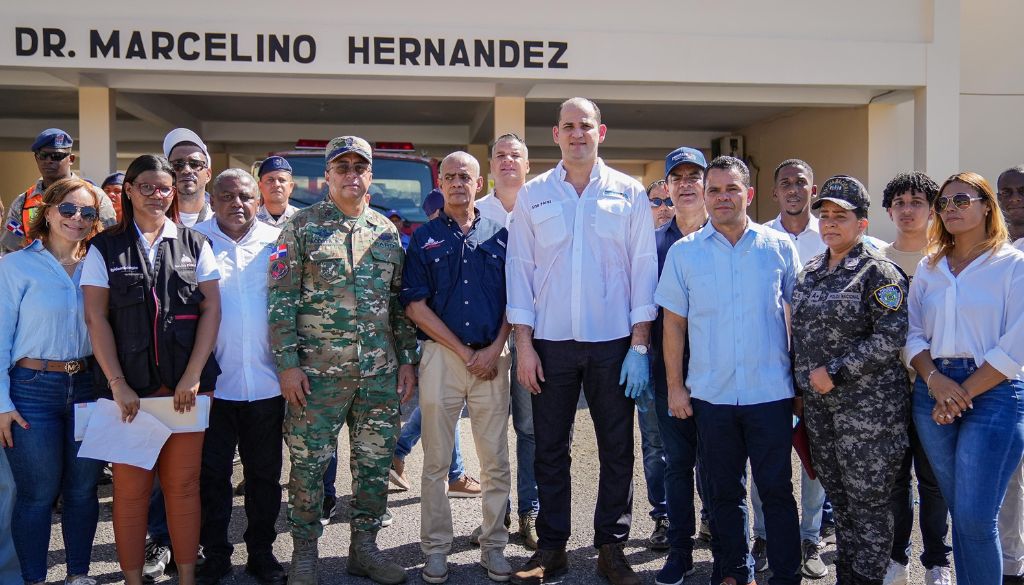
[64,360,81,375]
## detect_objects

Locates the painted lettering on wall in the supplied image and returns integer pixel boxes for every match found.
[348,37,569,69]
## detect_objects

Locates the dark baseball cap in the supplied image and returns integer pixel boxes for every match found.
[812,175,870,212]
[422,188,444,216]
[258,156,293,178]
[101,172,125,188]
[664,146,708,177]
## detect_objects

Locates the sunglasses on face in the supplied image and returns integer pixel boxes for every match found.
[56,202,98,221]
[34,151,72,162]
[330,162,371,176]
[935,193,983,213]
[649,197,674,208]
[169,159,209,173]
[134,183,175,198]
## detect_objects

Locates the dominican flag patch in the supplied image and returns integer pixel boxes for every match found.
[5,219,24,237]
[269,244,288,261]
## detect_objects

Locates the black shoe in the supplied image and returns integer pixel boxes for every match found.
[649,517,670,551]
[1005,575,1024,585]
[234,479,246,496]
[142,539,173,583]
[246,553,287,585]
[321,494,336,526]
[505,509,513,530]
[196,556,232,585]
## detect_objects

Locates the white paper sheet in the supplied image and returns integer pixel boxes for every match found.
[74,395,211,441]
[77,399,172,470]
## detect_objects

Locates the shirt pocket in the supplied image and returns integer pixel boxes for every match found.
[530,202,566,248]
[369,246,400,290]
[479,239,507,291]
[594,197,629,241]
[310,244,348,286]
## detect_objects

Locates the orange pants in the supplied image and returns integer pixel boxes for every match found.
[111,430,205,572]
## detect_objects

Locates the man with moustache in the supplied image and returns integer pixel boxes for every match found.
[656,156,802,585]
[507,97,657,585]
[1,128,117,252]
[163,128,214,227]
[402,151,513,583]
[193,170,286,585]
[648,179,674,228]
[474,132,541,549]
[256,156,299,227]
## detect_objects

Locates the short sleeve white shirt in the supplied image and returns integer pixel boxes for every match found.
[80,220,220,288]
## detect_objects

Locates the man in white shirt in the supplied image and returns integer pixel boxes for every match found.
[507,97,658,585]
[193,169,285,585]
[163,128,214,227]
[256,156,299,227]
[474,133,542,549]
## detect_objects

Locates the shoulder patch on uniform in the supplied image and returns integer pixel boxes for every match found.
[873,284,903,311]
[270,259,289,280]
[5,219,24,237]
[269,244,288,261]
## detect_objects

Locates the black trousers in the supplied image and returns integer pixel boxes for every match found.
[532,337,633,549]
[199,395,284,560]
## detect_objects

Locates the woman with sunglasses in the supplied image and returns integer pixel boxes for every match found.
[905,171,1024,584]
[81,155,221,585]
[0,177,105,585]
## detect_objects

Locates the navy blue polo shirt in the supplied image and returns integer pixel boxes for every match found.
[400,210,508,346]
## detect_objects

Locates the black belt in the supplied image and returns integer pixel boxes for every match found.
[465,341,493,350]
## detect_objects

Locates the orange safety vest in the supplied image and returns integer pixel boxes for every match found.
[20,186,41,245]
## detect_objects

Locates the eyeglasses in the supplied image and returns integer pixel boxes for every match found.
[134,183,175,198]
[330,162,371,176]
[34,151,72,162]
[649,197,674,208]
[56,202,98,221]
[667,175,702,186]
[169,159,209,173]
[935,193,983,213]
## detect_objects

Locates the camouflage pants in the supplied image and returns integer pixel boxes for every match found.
[804,386,908,580]
[284,372,399,540]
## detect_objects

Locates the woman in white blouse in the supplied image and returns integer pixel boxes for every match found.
[0,177,105,585]
[905,171,1024,584]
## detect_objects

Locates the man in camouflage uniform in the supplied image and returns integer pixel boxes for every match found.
[268,135,418,585]
[790,175,910,585]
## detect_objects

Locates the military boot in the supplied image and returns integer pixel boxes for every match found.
[288,536,319,585]
[348,530,407,584]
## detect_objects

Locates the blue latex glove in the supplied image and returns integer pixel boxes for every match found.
[619,349,651,400]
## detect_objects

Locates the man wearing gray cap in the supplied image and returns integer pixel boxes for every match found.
[267,136,418,585]
[163,128,214,227]
[256,156,299,227]
[1,128,116,252]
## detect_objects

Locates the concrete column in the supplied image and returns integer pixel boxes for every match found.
[914,0,960,178]
[466,144,490,195]
[868,99,915,243]
[494,96,526,139]
[78,87,117,182]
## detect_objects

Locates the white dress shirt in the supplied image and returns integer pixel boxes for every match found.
[80,220,220,286]
[193,219,283,401]
[905,243,1024,379]
[475,192,513,227]
[256,204,299,227]
[506,158,658,342]
[764,214,826,264]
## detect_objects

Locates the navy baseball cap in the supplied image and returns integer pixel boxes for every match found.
[422,188,444,216]
[258,156,293,178]
[812,175,870,211]
[102,172,125,188]
[31,128,73,152]
[387,209,404,220]
[665,146,707,177]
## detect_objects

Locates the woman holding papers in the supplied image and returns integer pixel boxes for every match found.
[0,177,106,585]
[82,154,221,585]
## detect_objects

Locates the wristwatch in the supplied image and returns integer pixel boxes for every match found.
[630,344,649,356]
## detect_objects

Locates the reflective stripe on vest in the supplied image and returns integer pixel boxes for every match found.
[20,187,40,245]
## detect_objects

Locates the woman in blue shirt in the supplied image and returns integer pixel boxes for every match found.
[0,177,105,585]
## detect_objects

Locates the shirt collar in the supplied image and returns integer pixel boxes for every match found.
[438,208,481,237]
[555,157,604,183]
[807,240,868,274]
[771,213,819,236]
[134,219,178,242]
[210,217,261,245]
[698,216,758,243]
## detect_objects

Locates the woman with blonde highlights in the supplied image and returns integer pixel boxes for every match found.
[905,172,1024,583]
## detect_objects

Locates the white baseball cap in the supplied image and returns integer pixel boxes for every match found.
[162,128,210,164]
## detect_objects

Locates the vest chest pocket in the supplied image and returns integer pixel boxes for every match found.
[109,274,146,309]
[174,272,204,305]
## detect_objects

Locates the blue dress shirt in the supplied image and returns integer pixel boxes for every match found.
[400,210,508,346]
[0,240,92,412]
[654,219,801,405]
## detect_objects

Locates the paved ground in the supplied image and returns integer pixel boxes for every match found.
[44,396,943,584]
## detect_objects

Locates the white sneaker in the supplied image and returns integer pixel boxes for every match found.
[882,560,909,585]
[924,566,952,585]
[481,548,512,582]
[422,552,449,584]
[65,577,98,585]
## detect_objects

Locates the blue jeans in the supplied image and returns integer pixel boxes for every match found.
[752,466,829,543]
[693,397,801,585]
[637,399,668,519]
[889,416,951,568]
[913,358,1024,585]
[653,380,698,557]
[510,339,540,516]
[6,367,102,582]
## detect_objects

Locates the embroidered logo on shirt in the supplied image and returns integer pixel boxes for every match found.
[422,237,444,251]
[269,244,288,261]
[602,190,626,198]
[530,200,552,210]
[827,292,860,302]
[873,284,903,311]
[270,260,289,280]
[5,219,24,237]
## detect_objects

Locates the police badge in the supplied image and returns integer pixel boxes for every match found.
[873,284,903,311]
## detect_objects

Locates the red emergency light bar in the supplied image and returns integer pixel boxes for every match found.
[375,141,415,151]
[294,139,328,149]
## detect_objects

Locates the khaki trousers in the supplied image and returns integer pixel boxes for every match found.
[419,341,511,554]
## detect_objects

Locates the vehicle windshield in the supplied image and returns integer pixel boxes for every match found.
[284,156,432,223]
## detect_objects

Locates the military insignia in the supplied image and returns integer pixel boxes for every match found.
[5,219,24,237]
[270,260,289,280]
[873,284,903,311]
[269,244,288,261]
[380,233,393,241]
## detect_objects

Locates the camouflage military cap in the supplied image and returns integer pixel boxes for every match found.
[326,136,372,164]
[813,175,870,212]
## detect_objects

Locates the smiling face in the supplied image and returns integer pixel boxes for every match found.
[44,186,97,245]
[126,170,176,222]
[773,164,815,216]
[705,166,753,229]
[886,189,931,235]
[997,170,1024,226]
[667,162,706,218]
[817,200,866,253]
[490,137,529,190]
[553,101,606,165]
[937,180,990,237]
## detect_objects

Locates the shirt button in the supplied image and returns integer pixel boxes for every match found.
[464,279,469,284]
[464,259,468,263]
[464,300,469,304]
[465,321,470,326]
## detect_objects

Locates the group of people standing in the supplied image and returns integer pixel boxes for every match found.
[0,95,1021,585]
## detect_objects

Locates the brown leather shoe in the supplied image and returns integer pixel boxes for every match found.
[510,549,568,585]
[597,543,639,585]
